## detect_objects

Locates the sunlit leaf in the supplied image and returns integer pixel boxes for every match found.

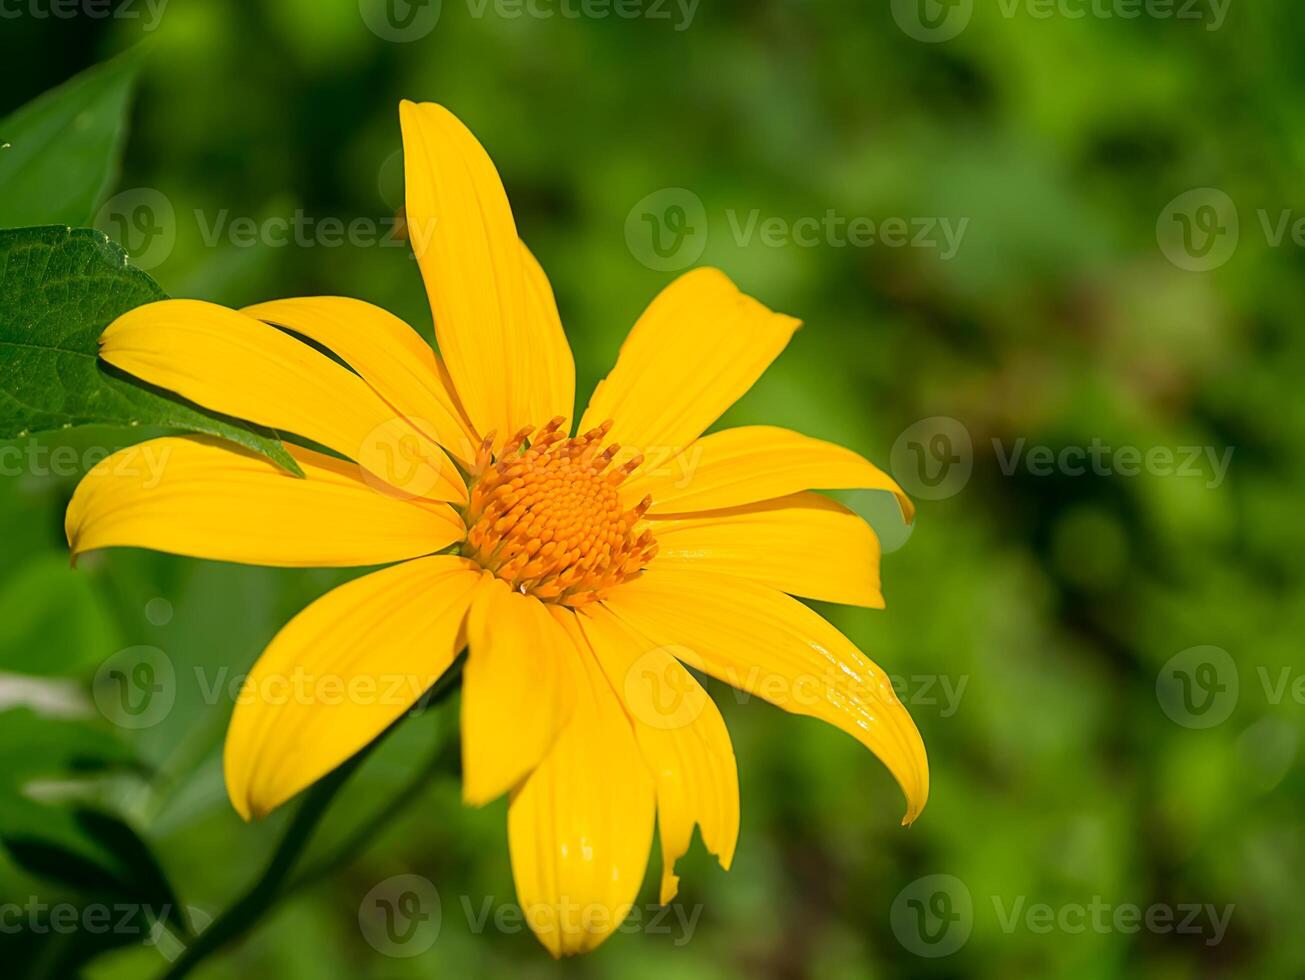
[0,49,143,228]
[0,226,302,475]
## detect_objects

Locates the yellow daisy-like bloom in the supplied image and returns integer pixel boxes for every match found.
[66,101,928,956]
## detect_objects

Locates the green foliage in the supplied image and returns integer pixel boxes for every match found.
[1,4,1303,980]
[0,226,301,473]
[0,709,136,789]
[0,49,141,228]
[1,804,187,936]
[0,554,119,677]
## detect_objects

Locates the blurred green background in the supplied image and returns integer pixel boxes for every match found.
[1,1,1301,977]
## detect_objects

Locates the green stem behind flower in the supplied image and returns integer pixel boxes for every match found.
[158,660,464,980]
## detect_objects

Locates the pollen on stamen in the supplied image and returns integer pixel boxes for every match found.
[462,417,656,606]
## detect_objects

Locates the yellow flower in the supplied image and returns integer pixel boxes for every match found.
[66,101,928,956]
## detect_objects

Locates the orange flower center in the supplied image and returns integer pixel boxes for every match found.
[463,417,657,607]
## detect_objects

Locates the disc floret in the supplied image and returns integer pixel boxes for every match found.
[463,417,657,606]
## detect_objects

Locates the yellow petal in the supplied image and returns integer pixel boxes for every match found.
[649,492,884,608]
[242,296,478,465]
[66,436,464,566]
[462,577,574,805]
[400,101,575,441]
[603,568,928,824]
[224,555,480,820]
[521,241,576,429]
[624,424,913,522]
[579,268,799,459]
[100,299,466,503]
[508,607,655,957]
[579,605,739,904]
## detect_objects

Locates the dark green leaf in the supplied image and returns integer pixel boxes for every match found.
[0,802,188,938]
[0,226,302,475]
[0,49,142,228]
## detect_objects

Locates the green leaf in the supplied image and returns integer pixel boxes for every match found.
[0,226,302,475]
[0,709,138,792]
[0,802,188,939]
[0,555,120,677]
[0,49,143,228]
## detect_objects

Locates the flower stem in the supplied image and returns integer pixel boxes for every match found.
[287,737,457,900]
[157,660,464,979]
